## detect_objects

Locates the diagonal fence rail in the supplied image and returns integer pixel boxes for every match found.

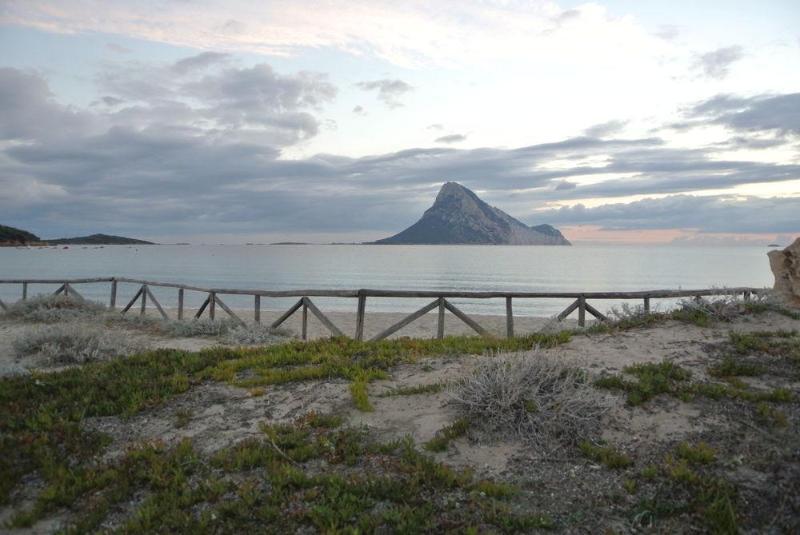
[0,277,762,341]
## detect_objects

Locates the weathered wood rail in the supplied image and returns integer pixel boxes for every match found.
[0,277,761,341]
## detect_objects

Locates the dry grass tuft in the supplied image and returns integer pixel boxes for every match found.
[449,350,613,452]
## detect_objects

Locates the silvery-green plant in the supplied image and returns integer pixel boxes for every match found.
[449,350,612,453]
[3,294,106,323]
[13,324,145,364]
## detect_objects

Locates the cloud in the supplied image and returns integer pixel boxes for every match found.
[434,133,467,144]
[584,120,627,138]
[2,68,798,240]
[427,123,444,130]
[692,46,744,79]
[531,195,800,234]
[356,79,413,108]
[687,93,800,136]
[554,180,577,191]
[352,105,366,115]
[93,57,337,146]
[171,51,230,74]
[0,1,670,68]
[0,68,96,141]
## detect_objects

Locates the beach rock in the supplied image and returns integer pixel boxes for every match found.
[768,237,800,308]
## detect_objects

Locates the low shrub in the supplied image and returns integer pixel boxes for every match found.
[450,350,612,451]
[12,323,145,364]
[3,294,106,323]
[222,323,293,345]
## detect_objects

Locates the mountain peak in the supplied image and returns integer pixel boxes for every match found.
[375,183,570,245]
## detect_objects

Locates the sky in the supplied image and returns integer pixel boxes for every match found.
[0,0,799,245]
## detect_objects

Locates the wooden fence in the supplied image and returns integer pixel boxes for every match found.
[0,277,761,341]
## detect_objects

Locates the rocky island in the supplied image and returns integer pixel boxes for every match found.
[374,182,570,245]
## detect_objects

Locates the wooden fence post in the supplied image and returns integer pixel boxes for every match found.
[505,296,514,339]
[355,292,366,341]
[643,297,650,314]
[140,285,147,316]
[209,292,216,320]
[22,282,28,301]
[254,295,261,324]
[178,288,184,320]
[301,300,308,340]
[64,283,69,298]
[437,298,445,339]
[578,295,586,327]
[109,280,117,309]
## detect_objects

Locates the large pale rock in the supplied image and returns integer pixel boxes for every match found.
[768,238,800,308]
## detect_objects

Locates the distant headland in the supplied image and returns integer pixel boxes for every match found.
[0,225,154,246]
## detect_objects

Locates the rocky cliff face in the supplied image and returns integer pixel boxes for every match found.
[375,182,571,245]
[768,237,800,308]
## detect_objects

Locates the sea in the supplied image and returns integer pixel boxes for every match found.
[0,244,775,318]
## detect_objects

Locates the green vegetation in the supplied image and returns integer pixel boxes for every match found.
[578,441,633,469]
[379,382,445,397]
[587,295,800,334]
[595,360,794,407]
[0,224,39,244]
[7,413,549,532]
[708,357,763,378]
[675,442,716,465]
[631,443,738,534]
[424,418,471,452]
[594,361,691,406]
[729,330,800,359]
[0,332,572,530]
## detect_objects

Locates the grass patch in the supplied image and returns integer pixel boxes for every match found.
[350,374,374,412]
[595,359,794,407]
[675,442,716,465]
[578,441,633,469]
[630,445,738,533]
[755,402,788,428]
[708,357,763,378]
[424,418,471,452]
[379,382,445,397]
[595,361,691,406]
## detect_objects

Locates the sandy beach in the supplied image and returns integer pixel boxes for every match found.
[177,307,582,340]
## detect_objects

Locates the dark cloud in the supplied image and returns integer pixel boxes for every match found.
[692,46,744,79]
[356,79,413,108]
[584,120,627,138]
[171,51,230,74]
[100,96,124,107]
[554,180,577,191]
[0,68,96,141]
[435,133,467,144]
[352,105,365,115]
[94,57,337,146]
[688,93,800,136]
[531,195,800,234]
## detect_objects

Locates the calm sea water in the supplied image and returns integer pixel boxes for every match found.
[0,244,774,317]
